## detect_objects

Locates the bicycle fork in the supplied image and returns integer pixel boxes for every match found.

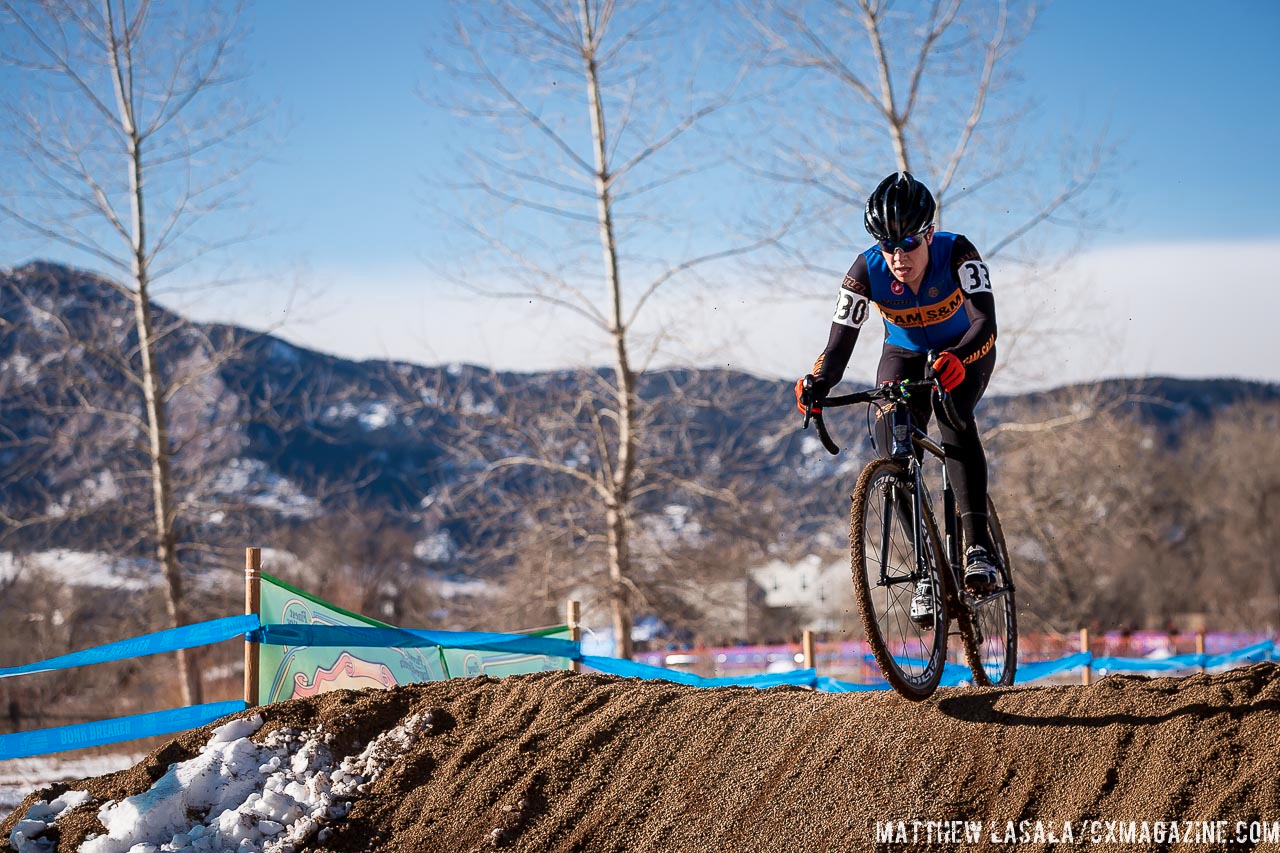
[876,467,934,604]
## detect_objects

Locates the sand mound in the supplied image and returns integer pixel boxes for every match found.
[6,664,1280,852]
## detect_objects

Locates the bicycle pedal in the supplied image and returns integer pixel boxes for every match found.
[966,587,1004,607]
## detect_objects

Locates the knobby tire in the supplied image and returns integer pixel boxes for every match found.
[849,457,948,701]
[956,498,1018,687]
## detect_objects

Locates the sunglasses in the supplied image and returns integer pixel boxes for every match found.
[878,228,932,253]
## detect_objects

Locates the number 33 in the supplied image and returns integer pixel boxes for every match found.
[959,261,992,294]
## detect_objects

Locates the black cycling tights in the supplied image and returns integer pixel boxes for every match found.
[875,343,997,554]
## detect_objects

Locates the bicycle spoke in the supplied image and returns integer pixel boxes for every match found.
[851,458,947,700]
[956,499,1018,687]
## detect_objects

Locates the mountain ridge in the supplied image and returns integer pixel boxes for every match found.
[2,262,1278,622]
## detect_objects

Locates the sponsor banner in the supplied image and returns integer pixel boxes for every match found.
[257,574,572,702]
[439,625,573,678]
[258,573,447,703]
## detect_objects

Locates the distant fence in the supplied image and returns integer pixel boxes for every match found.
[636,629,1278,685]
[1,549,1276,760]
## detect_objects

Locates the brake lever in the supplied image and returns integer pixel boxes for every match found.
[801,376,816,430]
[924,349,966,434]
[936,388,966,433]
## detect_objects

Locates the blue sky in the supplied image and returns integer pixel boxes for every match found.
[2,1,1278,390]
[1017,0,1280,243]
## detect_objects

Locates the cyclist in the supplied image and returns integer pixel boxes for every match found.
[795,171,998,626]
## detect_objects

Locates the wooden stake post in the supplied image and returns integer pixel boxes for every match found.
[244,547,261,707]
[567,599,581,674]
[802,630,816,671]
[1080,628,1091,686]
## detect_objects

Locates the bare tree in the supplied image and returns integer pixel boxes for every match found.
[741,0,1115,381]
[1183,401,1280,631]
[0,0,266,705]
[427,2,781,658]
[422,364,790,657]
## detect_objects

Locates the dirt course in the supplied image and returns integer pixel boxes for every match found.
[5,663,1280,852]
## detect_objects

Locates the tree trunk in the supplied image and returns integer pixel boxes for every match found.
[580,0,638,660]
[113,19,201,704]
[132,287,201,706]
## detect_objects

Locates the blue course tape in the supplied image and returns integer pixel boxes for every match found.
[814,676,886,692]
[700,668,818,688]
[0,615,260,680]
[1092,640,1278,675]
[254,624,579,659]
[582,656,820,688]
[1204,640,1275,669]
[0,701,247,761]
[1092,653,1202,673]
[1014,652,1093,683]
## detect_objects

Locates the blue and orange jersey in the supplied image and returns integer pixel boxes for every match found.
[862,231,975,353]
[812,231,997,390]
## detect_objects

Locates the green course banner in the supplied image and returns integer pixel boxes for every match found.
[258,573,570,703]
[439,624,573,678]
[258,573,446,703]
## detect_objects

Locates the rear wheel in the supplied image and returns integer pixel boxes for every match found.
[957,498,1018,686]
[849,457,948,701]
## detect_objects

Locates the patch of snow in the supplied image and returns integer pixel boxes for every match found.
[8,354,36,382]
[322,401,361,421]
[209,459,318,519]
[357,402,394,430]
[458,392,495,417]
[43,471,124,518]
[432,575,496,600]
[9,789,92,853]
[413,531,455,563]
[258,548,304,576]
[0,753,143,824]
[26,711,438,853]
[0,550,158,591]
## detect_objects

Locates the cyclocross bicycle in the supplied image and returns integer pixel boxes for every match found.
[800,359,1017,700]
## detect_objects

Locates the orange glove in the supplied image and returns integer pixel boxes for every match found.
[932,351,965,392]
[794,376,823,414]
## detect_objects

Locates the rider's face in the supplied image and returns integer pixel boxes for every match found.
[881,228,933,288]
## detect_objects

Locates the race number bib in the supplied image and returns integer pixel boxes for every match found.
[832,289,870,328]
[958,261,992,294]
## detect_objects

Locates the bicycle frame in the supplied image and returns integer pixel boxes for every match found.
[908,416,971,612]
[800,367,1018,692]
[885,401,958,605]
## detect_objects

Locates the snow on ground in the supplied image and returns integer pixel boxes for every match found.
[207,459,318,519]
[8,711,433,853]
[0,551,158,591]
[0,753,143,823]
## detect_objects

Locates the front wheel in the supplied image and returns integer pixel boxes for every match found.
[956,498,1018,687]
[849,457,949,701]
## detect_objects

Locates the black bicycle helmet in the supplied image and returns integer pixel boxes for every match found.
[864,171,936,242]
